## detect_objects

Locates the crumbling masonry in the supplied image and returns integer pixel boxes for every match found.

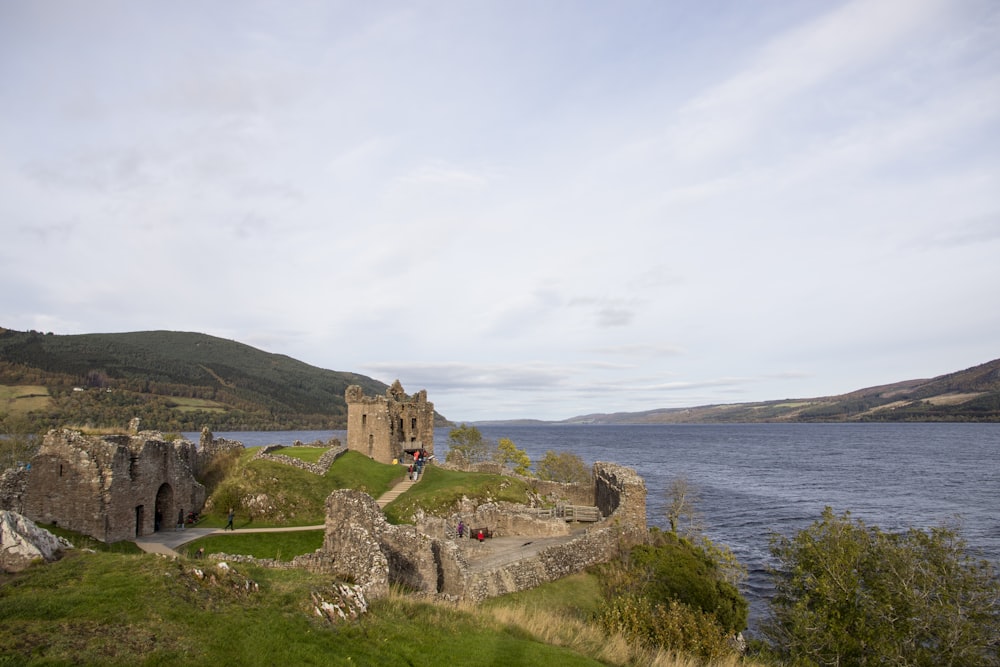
[1,426,239,543]
[294,461,647,602]
[344,380,434,464]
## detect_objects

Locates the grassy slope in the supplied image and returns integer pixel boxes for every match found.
[0,551,606,666]
[200,449,403,527]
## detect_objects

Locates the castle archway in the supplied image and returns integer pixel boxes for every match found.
[154,483,173,533]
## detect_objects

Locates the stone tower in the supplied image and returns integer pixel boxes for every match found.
[345,380,434,463]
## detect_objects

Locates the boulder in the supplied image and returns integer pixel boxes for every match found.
[0,510,73,572]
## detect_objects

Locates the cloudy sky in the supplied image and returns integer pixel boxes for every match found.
[2,1,998,421]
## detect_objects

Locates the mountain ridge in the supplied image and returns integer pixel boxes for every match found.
[554,358,1000,424]
[3,327,997,428]
[0,327,422,431]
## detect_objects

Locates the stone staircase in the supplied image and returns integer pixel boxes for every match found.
[376,477,417,508]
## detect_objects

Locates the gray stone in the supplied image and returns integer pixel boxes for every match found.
[0,510,72,572]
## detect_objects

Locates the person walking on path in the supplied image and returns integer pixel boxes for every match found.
[225,508,235,531]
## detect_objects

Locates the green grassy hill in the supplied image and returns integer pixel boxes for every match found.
[0,327,436,432]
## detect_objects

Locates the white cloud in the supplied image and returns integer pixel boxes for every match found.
[1,0,998,420]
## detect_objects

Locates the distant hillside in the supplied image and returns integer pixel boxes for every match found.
[562,358,1000,424]
[0,327,443,432]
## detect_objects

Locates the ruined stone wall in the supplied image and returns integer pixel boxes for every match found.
[307,462,647,603]
[594,460,647,539]
[19,429,207,543]
[252,442,346,475]
[196,427,245,476]
[302,489,452,600]
[0,468,28,514]
[462,462,647,602]
[345,381,435,464]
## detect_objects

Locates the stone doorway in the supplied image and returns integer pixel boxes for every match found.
[154,483,173,533]
[135,505,145,537]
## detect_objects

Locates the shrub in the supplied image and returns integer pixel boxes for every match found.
[761,507,1000,666]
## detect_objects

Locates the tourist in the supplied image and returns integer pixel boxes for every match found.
[225,508,234,530]
[457,520,465,538]
[477,529,484,543]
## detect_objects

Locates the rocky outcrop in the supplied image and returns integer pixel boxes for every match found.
[0,510,72,572]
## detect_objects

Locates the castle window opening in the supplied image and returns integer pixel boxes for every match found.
[362,414,367,426]
[411,417,417,430]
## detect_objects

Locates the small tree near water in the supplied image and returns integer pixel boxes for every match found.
[535,450,590,484]
[444,424,490,466]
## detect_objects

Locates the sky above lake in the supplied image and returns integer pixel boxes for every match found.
[2,1,998,422]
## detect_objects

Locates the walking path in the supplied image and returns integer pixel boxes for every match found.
[133,473,418,557]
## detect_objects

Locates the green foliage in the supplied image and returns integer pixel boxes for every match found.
[593,529,747,660]
[631,531,748,633]
[536,450,591,484]
[0,415,41,471]
[444,423,490,465]
[761,507,1000,666]
[598,593,737,663]
[494,437,532,475]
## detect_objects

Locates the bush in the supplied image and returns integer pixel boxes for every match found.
[630,532,747,633]
[598,593,737,662]
[536,450,590,484]
[593,529,747,660]
[761,507,1000,666]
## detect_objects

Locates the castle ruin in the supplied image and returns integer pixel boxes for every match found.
[345,380,434,464]
[0,426,239,544]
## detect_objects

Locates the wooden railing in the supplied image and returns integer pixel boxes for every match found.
[521,504,602,522]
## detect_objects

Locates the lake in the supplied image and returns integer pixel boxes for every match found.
[187,423,1000,633]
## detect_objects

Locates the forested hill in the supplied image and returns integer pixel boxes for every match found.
[0,327,423,432]
[563,358,1000,424]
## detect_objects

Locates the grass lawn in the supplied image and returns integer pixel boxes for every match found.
[383,464,533,524]
[181,530,325,560]
[273,445,329,463]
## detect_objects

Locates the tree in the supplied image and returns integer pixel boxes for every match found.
[665,477,744,588]
[535,450,590,484]
[494,437,531,476]
[664,477,702,536]
[761,507,1000,666]
[444,424,490,465]
[0,416,41,472]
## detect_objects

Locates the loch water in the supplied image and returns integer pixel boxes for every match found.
[190,423,1000,633]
